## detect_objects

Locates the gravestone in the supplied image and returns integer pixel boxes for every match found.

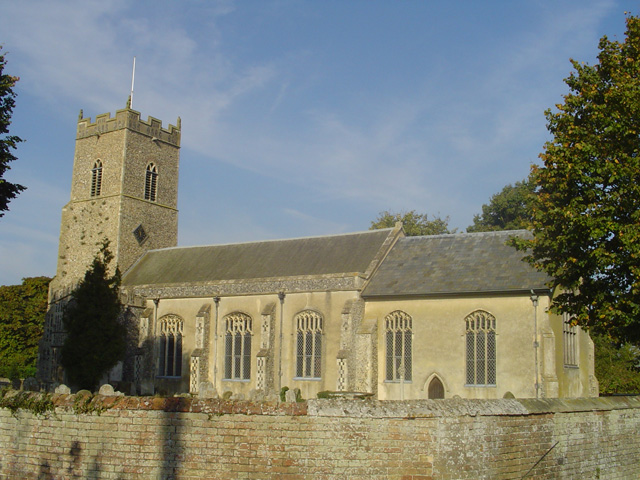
[248,389,265,402]
[285,389,297,403]
[198,381,217,399]
[23,377,39,392]
[98,384,115,396]
[55,384,71,394]
[140,380,154,396]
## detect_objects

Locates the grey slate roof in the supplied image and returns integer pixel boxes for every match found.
[362,230,551,297]
[122,229,394,286]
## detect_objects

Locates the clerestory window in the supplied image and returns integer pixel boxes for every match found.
[91,160,102,197]
[158,315,183,377]
[295,310,323,379]
[385,310,412,382]
[223,312,253,380]
[465,310,496,386]
[144,163,158,202]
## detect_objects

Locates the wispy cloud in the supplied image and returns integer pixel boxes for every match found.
[0,0,627,285]
[3,0,617,216]
[282,208,349,236]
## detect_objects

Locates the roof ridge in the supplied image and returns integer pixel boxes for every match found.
[142,228,395,254]
[401,229,531,241]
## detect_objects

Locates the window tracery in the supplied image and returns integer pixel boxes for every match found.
[158,315,183,377]
[144,163,158,202]
[465,310,496,386]
[295,310,323,378]
[385,310,412,382]
[224,312,252,380]
[563,313,578,367]
[91,160,102,197]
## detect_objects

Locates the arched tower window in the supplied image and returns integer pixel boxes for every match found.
[223,312,253,380]
[385,310,412,381]
[144,163,158,202]
[465,310,496,386]
[295,310,323,378]
[158,315,183,377]
[91,160,102,197]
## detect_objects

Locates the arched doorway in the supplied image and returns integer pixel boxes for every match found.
[428,376,445,399]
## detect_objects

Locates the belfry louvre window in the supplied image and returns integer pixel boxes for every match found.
[224,312,252,380]
[465,310,496,386]
[295,311,323,378]
[385,310,412,381]
[144,163,158,202]
[158,315,183,377]
[563,313,578,367]
[91,160,102,197]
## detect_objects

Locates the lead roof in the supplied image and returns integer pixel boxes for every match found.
[122,229,394,286]
[123,228,550,296]
[362,230,550,297]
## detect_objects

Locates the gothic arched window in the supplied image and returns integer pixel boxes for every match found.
[385,310,412,381]
[91,160,102,197]
[144,163,158,202]
[223,312,253,380]
[295,310,323,378]
[158,315,183,377]
[563,313,578,367]
[465,310,496,386]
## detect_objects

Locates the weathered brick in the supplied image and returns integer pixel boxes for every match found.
[1,396,640,479]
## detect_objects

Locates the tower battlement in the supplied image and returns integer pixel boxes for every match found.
[77,107,181,147]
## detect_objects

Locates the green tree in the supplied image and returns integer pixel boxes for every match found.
[0,277,50,379]
[467,178,535,232]
[370,210,455,236]
[593,334,640,394]
[513,15,640,344]
[0,47,25,218]
[61,241,126,391]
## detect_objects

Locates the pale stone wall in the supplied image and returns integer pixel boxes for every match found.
[130,290,596,400]
[143,290,362,399]
[548,310,598,398]
[0,395,638,479]
[365,294,595,401]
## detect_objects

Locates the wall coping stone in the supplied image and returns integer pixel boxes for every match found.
[517,395,640,414]
[308,396,640,417]
[2,391,638,418]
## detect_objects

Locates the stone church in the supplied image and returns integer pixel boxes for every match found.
[38,103,598,400]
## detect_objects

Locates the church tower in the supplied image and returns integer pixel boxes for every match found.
[50,103,181,293]
[40,102,181,388]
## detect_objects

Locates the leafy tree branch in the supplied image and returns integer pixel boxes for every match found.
[512,14,640,345]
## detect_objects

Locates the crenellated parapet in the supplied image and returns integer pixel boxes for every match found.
[77,108,181,146]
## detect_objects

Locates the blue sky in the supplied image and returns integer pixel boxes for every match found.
[0,0,634,285]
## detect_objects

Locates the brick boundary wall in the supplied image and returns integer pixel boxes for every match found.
[0,393,639,479]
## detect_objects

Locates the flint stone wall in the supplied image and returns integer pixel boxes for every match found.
[0,395,638,479]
